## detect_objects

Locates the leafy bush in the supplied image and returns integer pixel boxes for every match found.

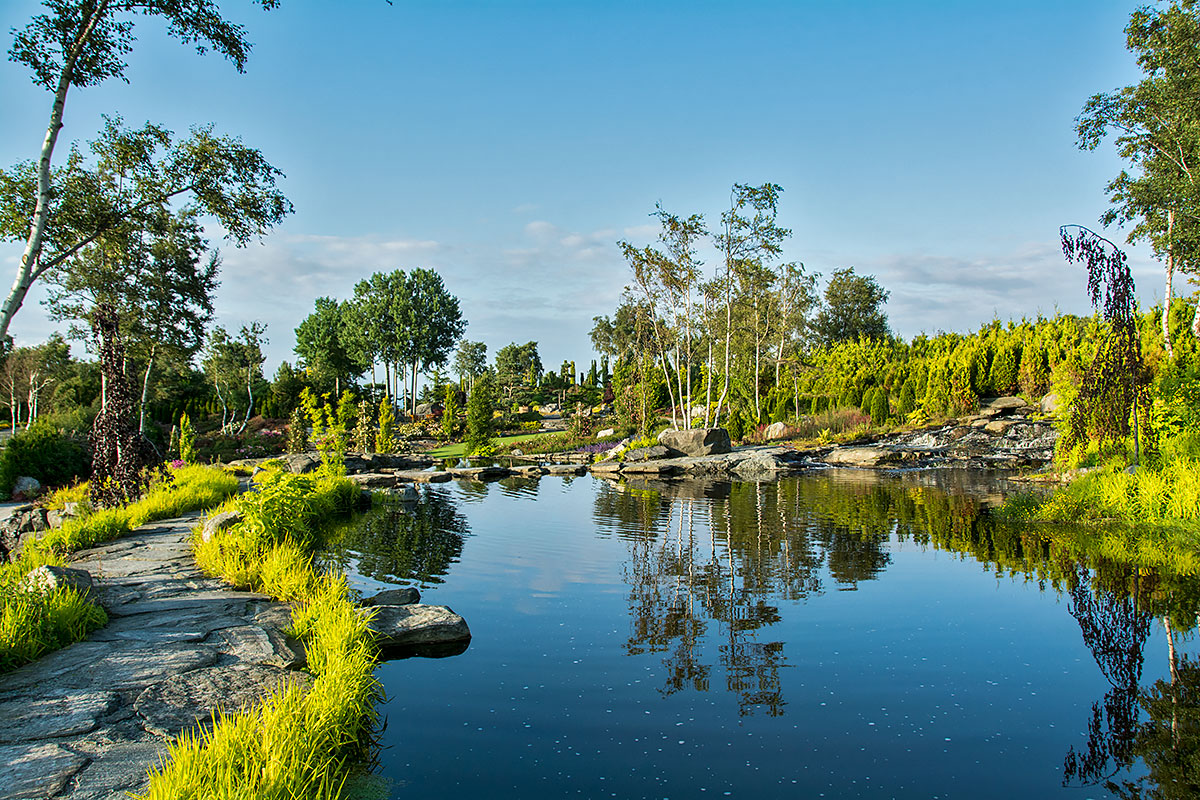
[0,421,90,495]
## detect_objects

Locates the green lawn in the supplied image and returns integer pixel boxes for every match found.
[427,431,550,459]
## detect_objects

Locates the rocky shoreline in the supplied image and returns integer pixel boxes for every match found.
[249,395,1057,489]
[0,506,470,800]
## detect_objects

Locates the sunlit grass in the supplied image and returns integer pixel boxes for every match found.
[140,464,379,800]
[1000,457,1200,575]
[0,465,239,674]
[428,430,551,459]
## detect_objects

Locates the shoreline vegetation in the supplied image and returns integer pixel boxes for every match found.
[138,461,381,800]
[0,464,238,673]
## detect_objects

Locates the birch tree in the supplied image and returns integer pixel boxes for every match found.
[2,0,281,342]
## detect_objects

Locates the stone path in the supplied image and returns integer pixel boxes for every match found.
[0,514,308,800]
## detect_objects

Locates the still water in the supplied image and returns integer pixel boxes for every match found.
[327,469,1200,799]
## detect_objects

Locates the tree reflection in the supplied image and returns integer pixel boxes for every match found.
[1062,563,1152,787]
[330,490,470,586]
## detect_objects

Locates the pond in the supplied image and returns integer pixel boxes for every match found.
[325,469,1200,799]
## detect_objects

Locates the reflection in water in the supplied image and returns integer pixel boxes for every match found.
[594,468,1200,764]
[327,490,470,586]
[338,469,1200,796]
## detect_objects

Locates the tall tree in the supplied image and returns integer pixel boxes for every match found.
[810,267,890,346]
[1076,0,1200,357]
[2,0,281,341]
[294,296,363,395]
[42,194,218,433]
[713,183,790,424]
[495,341,542,401]
[398,268,466,418]
[453,339,487,393]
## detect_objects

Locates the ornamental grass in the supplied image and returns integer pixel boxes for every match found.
[140,463,379,800]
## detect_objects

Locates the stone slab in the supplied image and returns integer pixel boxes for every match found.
[0,742,88,800]
[134,664,313,739]
[0,690,115,743]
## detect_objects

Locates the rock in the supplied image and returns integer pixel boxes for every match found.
[983,396,1029,414]
[1040,393,1061,416]
[0,505,49,562]
[984,419,1017,435]
[540,403,560,415]
[348,473,399,489]
[200,510,243,543]
[364,604,471,647]
[511,449,523,456]
[596,428,615,439]
[544,464,586,476]
[61,501,81,518]
[361,587,421,606]
[393,470,453,483]
[763,421,790,441]
[657,428,732,456]
[0,742,89,800]
[415,403,433,417]
[203,625,306,670]
[822,446,899,467]
[12,475,41,500]
[281,453,320,474]
[623,445,676,462]
[396,484,418,501]
[134,664,312,738]
[21,564,94,598]
[0,689,115,743]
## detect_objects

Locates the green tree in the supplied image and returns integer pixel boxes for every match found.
[398,268,466,418]
[495,341,542,401]
[1076,0,1200,358]
[810,268,891,345]
[294,297,363,395]
[442,382,461,441]
[453,339,487,393]
[0,0,282,342]
[375,396,397,453]
[465,372,497,457]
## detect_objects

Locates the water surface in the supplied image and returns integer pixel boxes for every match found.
[330,470,1200,799]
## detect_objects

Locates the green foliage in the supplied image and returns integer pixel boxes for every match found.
[1,465,237,673]
[465,372,498,457]
[869,387,890,426]
[375,399,397,454]
[150,466,377,800]
[0,420,89,495]
[178,412,196,464]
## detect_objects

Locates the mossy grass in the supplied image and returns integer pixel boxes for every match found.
[140,463,380,800]
[0,464,239,674]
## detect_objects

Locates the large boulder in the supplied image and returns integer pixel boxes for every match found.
[657,428,732,457]
[623,445,677,463]
[763,422,790,441]
[1040,393,1062,417]
[12,476,41,500]
[364,604,471,648]
[281,453,320,474]
[822,446,899,467]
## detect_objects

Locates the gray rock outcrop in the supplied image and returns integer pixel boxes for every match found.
[200,510,243,543]
[360,587,421,606]
[657,427,732,456]
[364,604,471,648]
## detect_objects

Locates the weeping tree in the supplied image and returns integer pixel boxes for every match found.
[1060,225,1153,465]
[89,303,154,507]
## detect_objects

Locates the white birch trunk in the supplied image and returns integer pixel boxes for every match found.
[0,2,109,342]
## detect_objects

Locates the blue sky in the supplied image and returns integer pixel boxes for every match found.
[0,0,1174,376]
